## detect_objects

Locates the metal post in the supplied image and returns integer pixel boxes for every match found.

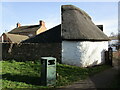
[108,47,113,66]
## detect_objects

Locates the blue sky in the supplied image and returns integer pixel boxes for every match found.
[118,2,120,34]
[1,2,118,36]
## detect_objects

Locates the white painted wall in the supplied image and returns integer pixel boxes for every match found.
[62,41,108,67]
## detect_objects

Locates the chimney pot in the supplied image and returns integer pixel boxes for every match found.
[39,20,45,26]
[17,22,21,28]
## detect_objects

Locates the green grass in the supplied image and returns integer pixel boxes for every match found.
[1,60,111,88]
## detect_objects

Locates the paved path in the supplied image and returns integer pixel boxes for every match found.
[58,58,120,89]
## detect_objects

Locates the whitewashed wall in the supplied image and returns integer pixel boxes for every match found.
[62,41,108,67]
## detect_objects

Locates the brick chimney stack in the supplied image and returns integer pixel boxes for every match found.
[39,20,45,27]
[36,20,47,34]
[17,22,21,28]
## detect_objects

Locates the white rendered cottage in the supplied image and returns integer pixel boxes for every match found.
[22,5,109,67]
[61,5,109,67]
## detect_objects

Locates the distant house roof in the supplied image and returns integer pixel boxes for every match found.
[4,33,29,43]
[8,25,40,34]
[62,5,109,41]
[22,25,61,43]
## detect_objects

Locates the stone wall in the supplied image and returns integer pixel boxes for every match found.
[1,43,61,62]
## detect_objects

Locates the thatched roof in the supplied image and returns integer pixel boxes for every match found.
[22,25,61,43]
[9,25,40,34]
[62,5,109,41]
[3,33,29,43]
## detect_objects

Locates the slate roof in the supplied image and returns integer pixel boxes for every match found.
[62,5,109,41]
[4,33,29,43]
[8,25,40,34]
[22,25,61,43]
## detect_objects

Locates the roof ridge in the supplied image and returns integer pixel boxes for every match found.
[62,5,91,20]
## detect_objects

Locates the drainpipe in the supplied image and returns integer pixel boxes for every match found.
[2,35,3,42]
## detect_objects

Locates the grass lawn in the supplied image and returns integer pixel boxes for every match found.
[1,60,111,88]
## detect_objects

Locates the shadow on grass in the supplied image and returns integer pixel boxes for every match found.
[2,73,41,85]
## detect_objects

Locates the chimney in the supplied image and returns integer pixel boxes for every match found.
[39,20,45,27]
[97,25,103,31]
[17,22,21,28]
